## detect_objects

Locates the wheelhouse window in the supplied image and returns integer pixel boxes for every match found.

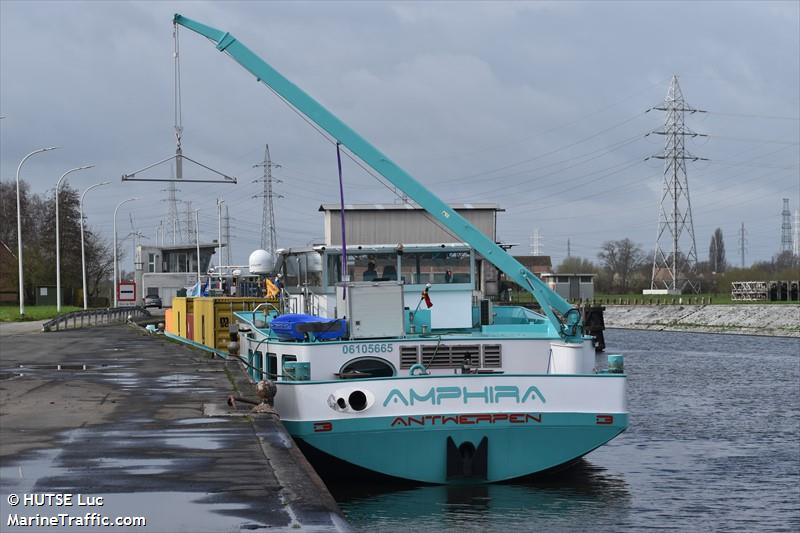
[400,251,471,285]
[328,252,398,284]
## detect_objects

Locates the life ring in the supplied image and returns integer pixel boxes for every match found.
[409,363,429,376]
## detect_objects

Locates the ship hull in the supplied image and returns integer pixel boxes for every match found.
[277,374,627,484]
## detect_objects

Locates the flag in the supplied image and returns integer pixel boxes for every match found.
[421,286,433,308]
[265,278,279,299]
[187,282,201,297]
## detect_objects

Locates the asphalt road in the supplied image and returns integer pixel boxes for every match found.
[0,326,347,532]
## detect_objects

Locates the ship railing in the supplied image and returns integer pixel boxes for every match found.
[42,306,151,332]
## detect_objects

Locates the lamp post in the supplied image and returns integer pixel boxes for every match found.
[217,198,224,267]
[195,209,201,286]
[16,147,59,316]
[113,197,139,307]
[79,181,110,310]
[55,165,94,312]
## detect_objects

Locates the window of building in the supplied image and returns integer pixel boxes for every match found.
[146,287,159,297]
[148,253,156,273]
[168,253,190,273]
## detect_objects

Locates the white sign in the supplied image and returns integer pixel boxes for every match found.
[118,282,136,302]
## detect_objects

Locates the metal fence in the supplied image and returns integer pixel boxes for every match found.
[42,306,151,332]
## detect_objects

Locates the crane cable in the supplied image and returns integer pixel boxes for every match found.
[173,22,183,149]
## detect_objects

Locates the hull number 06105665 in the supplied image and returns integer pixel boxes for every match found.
[342,343,393,355]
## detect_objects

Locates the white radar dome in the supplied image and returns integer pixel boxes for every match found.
[249,249,275,274]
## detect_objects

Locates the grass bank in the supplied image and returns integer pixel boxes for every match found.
[0,304,81,322]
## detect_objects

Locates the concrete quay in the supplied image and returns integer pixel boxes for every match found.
[0,325,348,532]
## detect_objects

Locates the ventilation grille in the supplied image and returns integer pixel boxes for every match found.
[404,344,502,369]
[421,345,451,368]
[400,345,419,369]
[482,344,502,368]
[421,344,482,369]
[451,344,480,362]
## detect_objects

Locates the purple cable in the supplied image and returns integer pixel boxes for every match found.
[336,143,347,300]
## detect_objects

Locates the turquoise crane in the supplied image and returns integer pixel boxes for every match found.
[173,14,584,342]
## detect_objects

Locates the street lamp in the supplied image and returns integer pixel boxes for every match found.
[113,197,139,307]
[55,165,94,312]
[17,146,59,316]
[79,181,110,310]
[217,198,224,267]
[195,209,201,286]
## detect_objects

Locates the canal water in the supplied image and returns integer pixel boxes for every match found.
[328,330,800,532]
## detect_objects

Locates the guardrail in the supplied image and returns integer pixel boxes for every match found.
[42,306,151,332]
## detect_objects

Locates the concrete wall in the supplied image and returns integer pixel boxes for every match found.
[603,304,800,337]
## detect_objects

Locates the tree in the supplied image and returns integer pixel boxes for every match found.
[85,230,114,298]
[0,179,114,305]
[597,238,645,293]
[556,256,597,274]
[708,228,726,273]
[772,250,799,272]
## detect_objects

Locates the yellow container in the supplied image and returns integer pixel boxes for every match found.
[164,308,175,334]
[192,297,277,351]
[171,297,194,339]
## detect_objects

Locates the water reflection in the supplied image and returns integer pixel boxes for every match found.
[330,459,630,532]
[328,331,800,531]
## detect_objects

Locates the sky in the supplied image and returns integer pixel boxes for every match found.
[1,0,798,272]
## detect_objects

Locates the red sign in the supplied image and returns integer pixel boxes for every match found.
[118,281,136,302]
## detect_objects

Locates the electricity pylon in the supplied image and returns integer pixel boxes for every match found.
[647,75,706,293]
[253,144,283,255]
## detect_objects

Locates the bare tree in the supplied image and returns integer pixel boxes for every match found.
[597,238,645,293]
[85,231,114,300]
[0,179,113,305]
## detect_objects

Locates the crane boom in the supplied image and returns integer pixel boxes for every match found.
[173,13,583,341]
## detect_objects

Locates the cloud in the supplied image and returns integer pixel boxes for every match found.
[1,1,797,269]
